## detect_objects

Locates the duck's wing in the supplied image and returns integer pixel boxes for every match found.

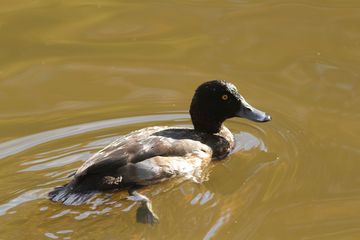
[75,126,168,177]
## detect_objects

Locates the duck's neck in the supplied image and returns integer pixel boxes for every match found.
[190,96,226,134]
[192,119,223,134]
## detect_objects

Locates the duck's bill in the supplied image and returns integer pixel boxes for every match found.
[235,99,271,122]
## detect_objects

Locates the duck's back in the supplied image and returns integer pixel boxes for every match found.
[49,126,233,205]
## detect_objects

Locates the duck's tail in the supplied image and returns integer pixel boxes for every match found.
[48,184,96,206]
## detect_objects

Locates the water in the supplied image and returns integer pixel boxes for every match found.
[0,1,359,239]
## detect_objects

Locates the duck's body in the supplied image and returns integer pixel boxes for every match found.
[49,126,234,205]
[49,80,271,224]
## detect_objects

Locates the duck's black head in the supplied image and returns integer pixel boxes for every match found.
[190,80,271,134]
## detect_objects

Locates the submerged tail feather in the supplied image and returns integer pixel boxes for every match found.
[48,185,96,206]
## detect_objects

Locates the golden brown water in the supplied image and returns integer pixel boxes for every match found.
[1,1,360,239]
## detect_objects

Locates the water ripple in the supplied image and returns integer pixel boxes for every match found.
[0,114,188,159]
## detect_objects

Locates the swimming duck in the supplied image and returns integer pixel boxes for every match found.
[49,80,271,224]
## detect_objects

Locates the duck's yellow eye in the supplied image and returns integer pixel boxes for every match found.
[221,94,228,100]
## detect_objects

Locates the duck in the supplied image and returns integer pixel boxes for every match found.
[48,80,271,224]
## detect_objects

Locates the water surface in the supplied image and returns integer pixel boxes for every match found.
[0,1,359,239]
